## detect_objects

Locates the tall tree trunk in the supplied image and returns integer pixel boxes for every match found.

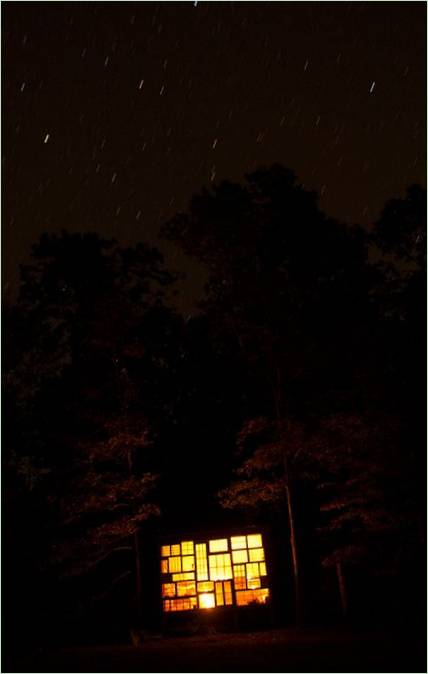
[273,365,303,627]
[134,529,143,624]
[284,463,302,626]
[336,561,348,618]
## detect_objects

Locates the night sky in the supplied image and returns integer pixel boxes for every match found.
[4,1,426,308]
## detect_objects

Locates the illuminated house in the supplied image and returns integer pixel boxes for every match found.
[160,532,270,612]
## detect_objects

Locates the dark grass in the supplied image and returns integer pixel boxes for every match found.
[6,627,426,673]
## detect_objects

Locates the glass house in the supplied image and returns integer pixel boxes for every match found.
[160,532,270,612]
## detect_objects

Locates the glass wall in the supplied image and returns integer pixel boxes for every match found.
[161,533,269,612]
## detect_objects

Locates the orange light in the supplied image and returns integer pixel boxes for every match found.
[198,592,215,609]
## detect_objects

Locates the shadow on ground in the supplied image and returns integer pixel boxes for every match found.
[7,627,426,673]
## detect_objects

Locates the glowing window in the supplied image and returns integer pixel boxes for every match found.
[176,581,196,596]
[235,588,269,606]
[199,593,215,609]
[161,532,268,613]
[162,583,175,597]
[233,564,246,578]
[224,581,233,605]
[172,572,194,581]
[209,553,232,580]
[196,543,208,580]
[197,581,214,592]
[234,576,246,590]
[169,556,181,573]
[182,555,195,571]
[209,539,228,553]
[232,549,248,564]
[249,548,265,562]
[181,541,194,555]
[215,582,224,606]
[246,562,260,580]
[164,597,197,612]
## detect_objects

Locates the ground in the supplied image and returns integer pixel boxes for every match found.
[7,627,426,672]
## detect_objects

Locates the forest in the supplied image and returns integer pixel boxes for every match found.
[3,165,426,659]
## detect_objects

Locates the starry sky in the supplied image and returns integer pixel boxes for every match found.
[4,2,426,309]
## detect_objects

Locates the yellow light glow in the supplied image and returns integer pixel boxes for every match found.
[209,553,232,580]
[172,572,194,581]
[162,583,175,597]
[195,543,208,580]
[182,555,195,571]
[181,541,194,555]
[209,539,228,553]
[249,547,264,562]
[161,532,268,613]
[235,588,269,606]
[176,581,196,596]
[197,581,214,592]
[169,556,181,573]
[199,592,215,609]
[232,549,248,564]
[246,562,259,580]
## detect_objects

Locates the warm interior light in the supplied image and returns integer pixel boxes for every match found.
[161,532,269,612]
[199,592,215,609]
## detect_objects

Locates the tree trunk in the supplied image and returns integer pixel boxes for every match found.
[336,560,348,618]
[273,365,302,627]
[134,528,143,624]
[285,470,302,626]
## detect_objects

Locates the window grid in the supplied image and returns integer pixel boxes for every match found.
[161,533,268,611]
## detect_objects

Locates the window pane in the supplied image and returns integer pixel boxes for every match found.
[209,539,228,553]
[181,541,194,555]
[198,593,215,609]
[235,589,269,606]
[249,548,264,562]
[162,583,176,597]
[169,556,181,573]
[246,562,260,580]
[171,544,181,556]
[176,581,196,597]
[259,562,267,576]
[247,577,261,589]
[233,564,246,578]
[234,576,246,590]
[209,553,232,580]
[161,559,168,574]
[196,543,208,580]
[166,597,197,611]
[197,581,214,592]
[224,581,233,605]
[182,556,195,571]
[247,534,262,548]
[172,572,194,581]
[215,582,224,606]
[231,536,247,550]
[232,549,248,564]
[161,545,171,557]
